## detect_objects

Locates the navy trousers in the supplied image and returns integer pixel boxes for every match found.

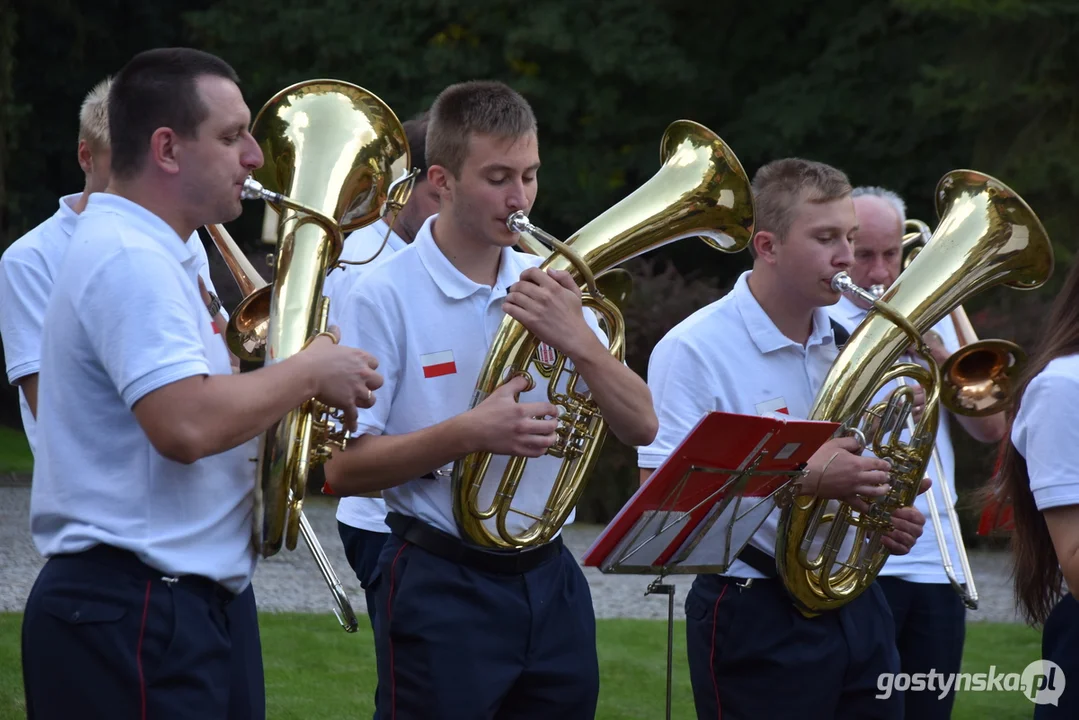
[226,583,266,720]
[1034,593,1079,718]
[337,521,390,630]
[372,520,599,720]
[338,521,390,720]
[22,544,264,720]
[685,573,902,720]
[877,576,966,719]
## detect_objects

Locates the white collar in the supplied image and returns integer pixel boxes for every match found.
[415,214,523,300]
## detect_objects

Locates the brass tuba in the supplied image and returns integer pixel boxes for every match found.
[204,222,362,632]
[775,170,1053,617]
[234,79,411,561]
[451,120,755,549]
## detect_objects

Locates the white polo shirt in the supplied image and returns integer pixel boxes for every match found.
[1012,354,1079,512]
[0,193,224,458]
[638,270,843,579]
[31,193,258,594]
[0,194,79,455]
[339,214,607,540]
[827,294,964,584]
[326,218,408,534]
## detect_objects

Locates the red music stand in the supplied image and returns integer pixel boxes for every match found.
[583,411,839,575]
[582,411,838,719]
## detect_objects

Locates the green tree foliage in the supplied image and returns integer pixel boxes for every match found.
[2,0,1078,534]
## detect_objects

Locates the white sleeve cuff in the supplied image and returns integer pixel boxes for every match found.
[121,360,212,409]
[6,360,40,385]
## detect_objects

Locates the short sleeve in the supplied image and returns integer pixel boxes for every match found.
[1012,368,1079,510]
[79,248,212,408]
[637,336,717,469]
[338,280,402,437]
[0,256,51,384]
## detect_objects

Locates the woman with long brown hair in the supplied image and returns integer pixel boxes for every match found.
[992,254,1079,716]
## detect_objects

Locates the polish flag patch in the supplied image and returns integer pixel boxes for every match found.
[755,397,789,415]
[421,350,457,378]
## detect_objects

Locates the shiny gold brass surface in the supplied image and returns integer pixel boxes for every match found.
[903,216,1028,419]
[452,120,755,549]
[776,170,1053,616]
[939,338,1025,416]
[202,223,363,632]
[204,224,271,363]
[243,80,410,559]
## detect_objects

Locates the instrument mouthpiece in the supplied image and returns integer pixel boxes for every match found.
[869,284,886,299]
[241,177,284,204]
[506,211,531,234]
[831,272,879,306]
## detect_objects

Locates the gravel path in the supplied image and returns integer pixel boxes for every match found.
[0,482,1023,623]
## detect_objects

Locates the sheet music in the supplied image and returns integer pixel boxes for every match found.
[582,411,840,577]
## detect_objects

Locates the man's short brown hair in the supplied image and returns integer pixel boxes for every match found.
[425,80,537,177]
[749,158,852,258]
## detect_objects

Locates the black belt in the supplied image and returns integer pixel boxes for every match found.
[71,543,237,606]
[386,512,563,575]
[734,544,778,579]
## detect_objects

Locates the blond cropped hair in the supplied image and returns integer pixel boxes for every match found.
[749,158,852,258]
[79,77,112,151]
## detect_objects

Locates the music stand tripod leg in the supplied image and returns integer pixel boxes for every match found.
[646,578,676,720]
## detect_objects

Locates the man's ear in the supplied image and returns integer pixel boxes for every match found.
[753,230,780,264]
[149,127,181,175]
[77,139,94,175]
[427,164,453,200]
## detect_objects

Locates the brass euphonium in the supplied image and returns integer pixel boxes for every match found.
[451,120,755,549]
[204,222,361,632]
[206,80,412,630]
[240,79,412,560]
[775,170,1054,617]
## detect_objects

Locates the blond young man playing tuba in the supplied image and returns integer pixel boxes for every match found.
[639,159,928,720]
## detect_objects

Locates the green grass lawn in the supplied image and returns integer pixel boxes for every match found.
[0,427,31,475]
[0,614,1044,719]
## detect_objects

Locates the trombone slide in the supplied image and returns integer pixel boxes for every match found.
[895,375,978,609]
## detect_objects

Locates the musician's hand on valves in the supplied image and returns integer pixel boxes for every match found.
[302,326,383,432]
[846,477,930,554]
[466,374,559,458]
[805,436,893,500]
[882,505,926,554]
[503,268,595,361]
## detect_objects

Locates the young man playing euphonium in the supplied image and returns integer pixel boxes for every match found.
[639,159,928,719]
[325,80,658,719]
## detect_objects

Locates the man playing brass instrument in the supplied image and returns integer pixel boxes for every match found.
[19,48,382,718]
[639,159,927,719]
[324,80,658,719]
[1,73,266,720]
[828,186,1006,719]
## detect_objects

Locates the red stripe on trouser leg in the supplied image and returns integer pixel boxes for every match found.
[710,584,729,720]
[386,543,409,720]
[137,580,152,720]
